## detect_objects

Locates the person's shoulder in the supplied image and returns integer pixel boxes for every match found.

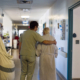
[24,30,32,34]
[51,35,55,40]
[28,30,36,33]
[23,30,27,33]
[42,35,46,39]
[48,34,54,38]
[34,31,40,36]
[46,34,55,40]
[43,34,50,38]
[42,35,45,38]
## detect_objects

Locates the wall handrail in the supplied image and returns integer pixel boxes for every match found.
[58,50,67,58]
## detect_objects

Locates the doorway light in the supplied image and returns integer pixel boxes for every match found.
[21,16,30,18]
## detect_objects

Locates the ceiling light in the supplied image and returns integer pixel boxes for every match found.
[23,9,29,12]
[21,16,30,18]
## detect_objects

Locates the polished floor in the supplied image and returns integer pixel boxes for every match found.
[12,49,62,80]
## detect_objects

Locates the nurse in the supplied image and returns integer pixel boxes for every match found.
[36,27,58,80]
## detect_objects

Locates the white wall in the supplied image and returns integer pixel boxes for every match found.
[39,9,50,35]
[3,13,12,46]
[0,8,3,23]
[39,9,50,27]
[72,6,80,78]
[39,0,80,79]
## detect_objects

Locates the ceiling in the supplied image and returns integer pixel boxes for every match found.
[0,0,56,23]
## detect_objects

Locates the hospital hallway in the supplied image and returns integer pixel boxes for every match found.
[0,0,80,80]
[12,49,62,80]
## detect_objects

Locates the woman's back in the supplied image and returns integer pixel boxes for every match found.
[38,34,57,80]
[36,28,58,80]
[41,34,55,55]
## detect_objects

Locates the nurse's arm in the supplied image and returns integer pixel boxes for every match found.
[19,42,21,54]
[42,40,57,45]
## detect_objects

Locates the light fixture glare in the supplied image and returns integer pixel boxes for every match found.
[21,16,30,18]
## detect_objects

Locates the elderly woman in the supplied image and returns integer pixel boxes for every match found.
[36,27,58,80]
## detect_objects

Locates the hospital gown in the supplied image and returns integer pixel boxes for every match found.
[36,34,58,80]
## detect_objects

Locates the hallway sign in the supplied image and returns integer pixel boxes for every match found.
[60,19,66,40]
[49,19,53,35]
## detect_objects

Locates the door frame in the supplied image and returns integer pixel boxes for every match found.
[67,1,80,80]
[43,23,46,29]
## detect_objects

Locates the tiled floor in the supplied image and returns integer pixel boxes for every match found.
[12,49,62,80]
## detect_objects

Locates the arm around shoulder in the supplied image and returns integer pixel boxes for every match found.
[42,40,57,45]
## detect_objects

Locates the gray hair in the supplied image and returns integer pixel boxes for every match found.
[43,27,50,34]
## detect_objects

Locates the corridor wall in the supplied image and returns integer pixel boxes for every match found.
[39,0,79,79]
[39,9,50,35]
[0,8,3,23]
[3,13,12,47]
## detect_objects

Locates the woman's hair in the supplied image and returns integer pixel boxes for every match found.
[43,27,50,34]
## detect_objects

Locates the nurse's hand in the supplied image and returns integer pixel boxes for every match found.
[19,54,20,59]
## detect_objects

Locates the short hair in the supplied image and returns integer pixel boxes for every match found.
[43,27,50,34]
[30,21,38,29]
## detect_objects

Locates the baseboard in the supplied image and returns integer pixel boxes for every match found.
[56,69,67,80]
[72,78,80,80]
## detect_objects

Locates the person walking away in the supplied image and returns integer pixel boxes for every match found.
[36,27,58,80]
[19,21,57,80]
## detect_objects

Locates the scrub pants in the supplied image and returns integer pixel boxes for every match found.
[20,56,36,80]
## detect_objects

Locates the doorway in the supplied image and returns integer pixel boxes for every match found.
[19,30,26,37]
[68,1,80,80]
[43,23,46,29]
